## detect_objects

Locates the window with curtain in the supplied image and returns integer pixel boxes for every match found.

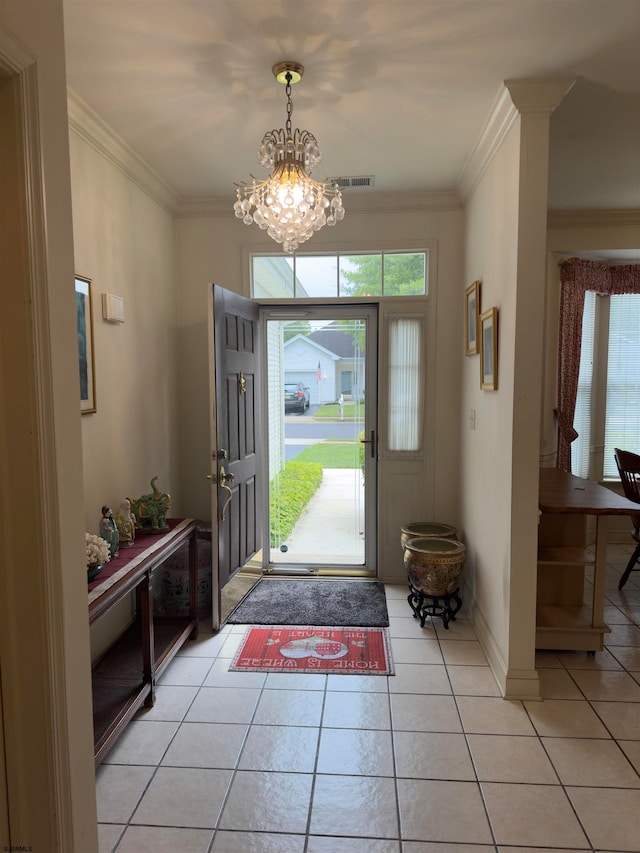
[557,258,640,474]
[387,316,424,452]
[572,292,640,480]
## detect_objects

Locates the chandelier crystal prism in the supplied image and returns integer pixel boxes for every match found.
[234,61,345,254]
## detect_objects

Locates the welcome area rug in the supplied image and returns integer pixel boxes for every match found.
[230,626,394,675]
[227,579,389,627]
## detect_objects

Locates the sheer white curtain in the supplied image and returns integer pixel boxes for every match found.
[571,291,596,478]
[388,317,424,451]
[604,294,640,477]
[571,292,640,480]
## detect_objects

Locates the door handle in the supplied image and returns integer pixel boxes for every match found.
[359,430,376,459]
[206,466,235,485]
[218,466,234,522]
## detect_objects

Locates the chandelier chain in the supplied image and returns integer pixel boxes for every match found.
[285,72,293,137]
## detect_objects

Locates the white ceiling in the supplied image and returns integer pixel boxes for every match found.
[62,0,640,209]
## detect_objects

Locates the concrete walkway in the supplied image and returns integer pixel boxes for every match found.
[271,468,365,566]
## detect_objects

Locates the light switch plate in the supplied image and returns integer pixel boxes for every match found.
[102,293,125,323]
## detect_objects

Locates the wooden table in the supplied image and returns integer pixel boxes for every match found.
[537,469,638,652]
[89,518,198,765]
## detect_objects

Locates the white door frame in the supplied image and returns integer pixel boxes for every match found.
[0,26,97,852]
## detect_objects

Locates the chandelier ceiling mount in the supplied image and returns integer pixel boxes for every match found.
[272,60,304,86]
[234,60,344,254]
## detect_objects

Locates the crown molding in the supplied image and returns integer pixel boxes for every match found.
[548,209,640,229]
[457,78,575,205]
[67,88,179,214]
[455,84,519,205]
[175,189,461,218]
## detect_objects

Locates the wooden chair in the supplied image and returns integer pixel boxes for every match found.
[614,448,640,590]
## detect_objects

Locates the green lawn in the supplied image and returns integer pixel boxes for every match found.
[314,403,363,421]
[269,460,323,546]
[293,441,361,468]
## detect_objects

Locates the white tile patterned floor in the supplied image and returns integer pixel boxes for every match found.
[97,545,640,852]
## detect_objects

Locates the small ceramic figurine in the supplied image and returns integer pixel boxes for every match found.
[115,498,136,546]
[130,476,171,531]
[99,505,120,558]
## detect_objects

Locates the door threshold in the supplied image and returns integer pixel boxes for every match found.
[265,567,375,578]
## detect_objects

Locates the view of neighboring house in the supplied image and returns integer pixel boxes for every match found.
[284,323,365,404]
[252,256,307,298]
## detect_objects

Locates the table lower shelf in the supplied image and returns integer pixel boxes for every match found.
[536,604,610,652]
[92,681,150,764]
[92,614,196,765]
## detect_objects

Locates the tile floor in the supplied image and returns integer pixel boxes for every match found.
[97,545,640,852]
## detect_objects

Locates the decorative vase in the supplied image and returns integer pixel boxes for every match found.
[400,521,457,550]
[403,537,465,596]
[87,562,104,582]
[158,536,213,619]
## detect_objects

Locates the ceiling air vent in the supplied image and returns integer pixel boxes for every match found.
[327,175,375,190]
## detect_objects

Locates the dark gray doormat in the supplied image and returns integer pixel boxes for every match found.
[226,579,389,627]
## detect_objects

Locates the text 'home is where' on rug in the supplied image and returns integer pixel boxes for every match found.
[230,626,394,675]
[226,579,389,627]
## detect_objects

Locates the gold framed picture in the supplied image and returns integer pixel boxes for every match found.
[465,280,480,355]
[76,276,96,414]
[480,307,498,391]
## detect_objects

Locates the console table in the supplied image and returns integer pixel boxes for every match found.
[537,469,637,652]
[89,518,198,765]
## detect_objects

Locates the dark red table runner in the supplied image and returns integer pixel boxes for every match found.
[87,518,183,593]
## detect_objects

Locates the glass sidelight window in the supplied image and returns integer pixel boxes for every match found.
[387,316,424,452]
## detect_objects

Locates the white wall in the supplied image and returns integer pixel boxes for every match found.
[461,120,522,684]
[69,128,182,534]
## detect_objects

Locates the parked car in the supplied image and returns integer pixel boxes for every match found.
[284,382,310,413]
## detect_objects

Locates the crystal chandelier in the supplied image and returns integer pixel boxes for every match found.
[234,61,345,254]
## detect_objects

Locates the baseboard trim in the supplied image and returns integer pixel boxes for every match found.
[464,583,541,700]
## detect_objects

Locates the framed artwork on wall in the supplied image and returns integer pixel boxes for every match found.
[465,280,480,355]
[76,276,96,413]
[480,307,498,391]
